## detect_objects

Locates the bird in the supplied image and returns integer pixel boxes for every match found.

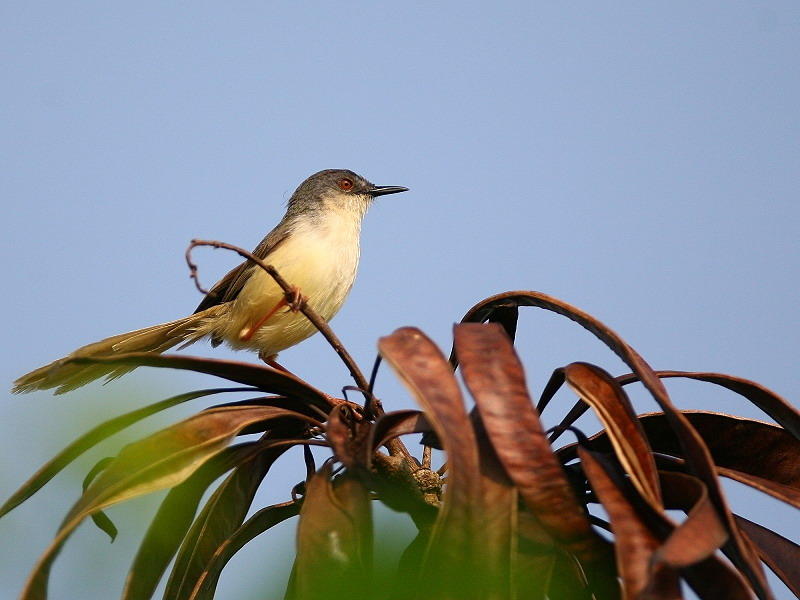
[13,169,408,394]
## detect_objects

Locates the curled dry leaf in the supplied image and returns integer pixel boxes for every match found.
[578,447,678,599]
[378,327,485,592]
[455,324,607,563]
[563,362,661,508]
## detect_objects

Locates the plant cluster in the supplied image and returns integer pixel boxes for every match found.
[4,252,799,600]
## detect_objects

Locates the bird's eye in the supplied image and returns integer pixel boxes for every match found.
[338,178,354,191]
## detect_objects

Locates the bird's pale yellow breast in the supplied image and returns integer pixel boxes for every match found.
[211,206,364,356]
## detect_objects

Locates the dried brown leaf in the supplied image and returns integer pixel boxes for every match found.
[450,304,519,366]
[623,371,800,441]
[459,292,772,598]
[564,362,661,507]
[470,410,516,599]
[454,324,607,562]
[288,464,372,600]
[70,352,333,411]
[734,515,800,597]
[379,327,486,595]
[586,411,800,498]
[578,447,678,599]
[716,469,800,507]
[580,450,751,600]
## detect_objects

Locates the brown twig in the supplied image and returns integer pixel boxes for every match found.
[186,239,371,396]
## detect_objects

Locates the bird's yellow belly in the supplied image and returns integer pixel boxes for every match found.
[214,226,360,357]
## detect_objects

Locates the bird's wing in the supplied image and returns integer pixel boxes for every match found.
[194,225,292,313]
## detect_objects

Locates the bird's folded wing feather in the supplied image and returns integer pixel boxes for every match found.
[193,226,292,312]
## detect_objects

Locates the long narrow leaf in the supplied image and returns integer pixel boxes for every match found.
[122,443,261,600]
[618,371,800,440]
[571,412,800,496]
[454,324,609,566]
[563,362,661,507]
[580,448,750,600]
[21,405,313,600]
[379,327,487,596]
[70,353,333,411]
[578,447,677,599]
[185,500,300,600]
[470,410,517,599]
[717,468,800,507]
[64,406,310,523]
[164,434,300,600]
[0,388,250,519]
[735,515,800,597]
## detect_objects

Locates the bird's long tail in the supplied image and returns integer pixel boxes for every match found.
[12,305,229,395]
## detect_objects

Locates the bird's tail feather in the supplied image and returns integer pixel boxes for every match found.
[12,305,228,395]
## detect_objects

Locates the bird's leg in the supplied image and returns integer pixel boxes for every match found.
[259,351,291,373]
[258,350,359,412]
[240,286,307,342]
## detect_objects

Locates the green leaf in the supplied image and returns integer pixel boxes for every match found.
[187,501,300,600]
[0,388,248,519]
[163,434,299,600]
[122,443,261,600]
[20,404,316,600]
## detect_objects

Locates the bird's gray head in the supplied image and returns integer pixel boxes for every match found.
[285,169,408,220]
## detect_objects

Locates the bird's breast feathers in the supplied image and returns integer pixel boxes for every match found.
[209,213,363,355]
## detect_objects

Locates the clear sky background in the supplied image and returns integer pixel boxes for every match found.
[2,3,798,599]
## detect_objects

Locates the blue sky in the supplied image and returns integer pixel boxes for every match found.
[2,3,799,598]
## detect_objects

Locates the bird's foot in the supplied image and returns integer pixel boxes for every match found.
[285,286,307,313]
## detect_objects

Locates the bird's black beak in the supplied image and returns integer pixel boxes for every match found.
[370,185,408,197]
